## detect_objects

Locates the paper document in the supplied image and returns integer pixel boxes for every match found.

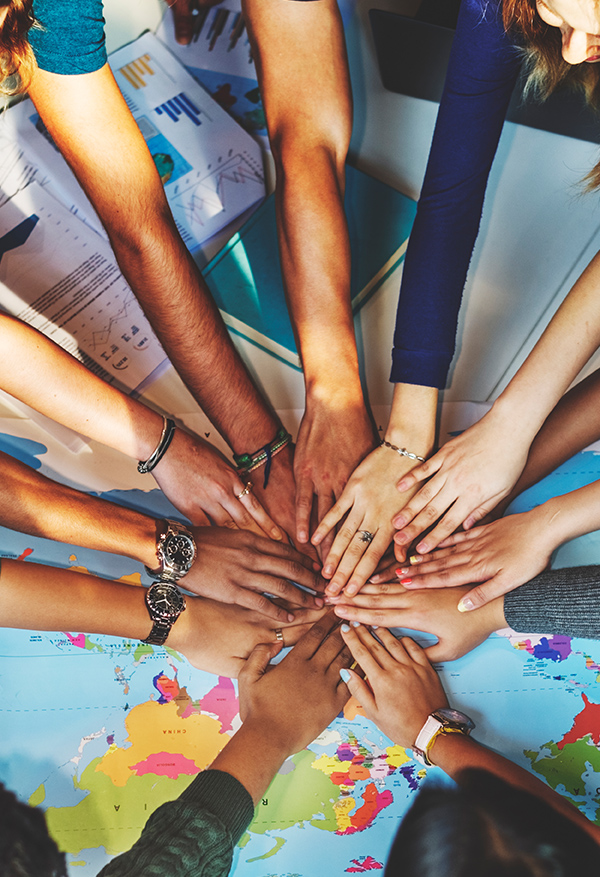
[155,3,268,144]
[0,183,168,393]
[109,32,265,249]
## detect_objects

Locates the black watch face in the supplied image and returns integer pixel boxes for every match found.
[164,534,195,570]
[147,583,186,620]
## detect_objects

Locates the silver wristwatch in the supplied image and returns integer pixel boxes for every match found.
[413,708,475,766]
[141,579,187,646]
[146,519,196,583]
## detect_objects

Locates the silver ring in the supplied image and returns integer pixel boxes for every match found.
[236,480,253,500]
[274,628,284,643]
[358,530,374,544]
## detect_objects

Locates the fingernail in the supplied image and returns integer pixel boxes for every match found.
[345,585,358,597]
[458,598,474,613]
[340,623,351,632]
[396,568,409,575]
[400,577,412,585]
[325,596,340,604]
[409,555,422,565]
[315,597,324,608]
[351,621,361,628]
[272,529,283,540]
[323,565,333,577]
[416,542,428,554]
[287,613,294,622]
[370,625,379,630]
[369,575,380,583]
[298,531,308,543]
[339,668,351,683]
[394,533,408,544]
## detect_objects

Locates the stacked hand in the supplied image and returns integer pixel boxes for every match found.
[311,444,421,597]
[339,625,448,750]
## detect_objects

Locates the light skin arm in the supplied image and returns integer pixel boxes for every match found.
[311,382,437,595]
[26,64,298,542]
[0,315,280,535]
[243,0,376,553]
[339,626,600,844]
[393,248,600,555]
[0,449,326,621]
[0,558,321,676]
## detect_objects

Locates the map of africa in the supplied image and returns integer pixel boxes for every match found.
[2,427,600,875]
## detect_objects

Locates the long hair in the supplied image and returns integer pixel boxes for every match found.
[0,783,67,877]
[0,0,37,95]
[502,0,600,187]
[384,769,600,877]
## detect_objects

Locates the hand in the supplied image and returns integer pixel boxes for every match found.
[332,582,504,661]
[168,0,224,46]
[311,445,420,597]
[339,625,448,749]
[184,526,325,623]
[294,398,376,557]
[392,409,530,558]
[399,508,556,611]
[153,428,283,538]
[238,613,352,754]
[171,596,326,677]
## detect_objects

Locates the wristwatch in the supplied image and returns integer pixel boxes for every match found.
[141,579,187,645]
[413,708,475,766]
[146,519,196,583]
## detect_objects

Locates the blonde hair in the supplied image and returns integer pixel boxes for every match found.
[502,0,600,187]
[0,0,37,95]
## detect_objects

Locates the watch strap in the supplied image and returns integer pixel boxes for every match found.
[413,710,473,766]
[146,519,196,581]
[142,617,174,646]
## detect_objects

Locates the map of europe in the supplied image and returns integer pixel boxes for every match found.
[2,429,600,875]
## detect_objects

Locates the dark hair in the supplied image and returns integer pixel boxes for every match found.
[384,769,600,876]
[0,783,67,877]
[0,0,37,95]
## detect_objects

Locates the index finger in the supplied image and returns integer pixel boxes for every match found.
[395,456,440,493]
[295,471,316,545]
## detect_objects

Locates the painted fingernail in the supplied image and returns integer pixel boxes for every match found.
[351,621,361,628]
[340,623,351,632]
[409,555,422,565]
[400,577,412,585]
[370,625,379,630]
[396,567,409,575]
[458,598,474,612]
[339,668,351,683]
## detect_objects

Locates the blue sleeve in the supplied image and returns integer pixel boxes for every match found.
[30,0,107,75]
[390,0,521,388]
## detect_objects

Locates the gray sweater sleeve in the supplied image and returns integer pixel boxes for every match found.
[504,565,600,639]
[97,770,254,877]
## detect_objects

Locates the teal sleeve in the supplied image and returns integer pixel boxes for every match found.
[97,770,255,877]
[30,0,107,75]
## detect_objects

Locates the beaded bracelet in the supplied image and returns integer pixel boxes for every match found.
[138,417,176,473]
[234,427,292,488]
[380,439,425,463]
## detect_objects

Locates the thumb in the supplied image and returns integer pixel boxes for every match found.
[239,641,282,686]
[457,579,501,612]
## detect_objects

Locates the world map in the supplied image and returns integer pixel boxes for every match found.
[2,430,600,875]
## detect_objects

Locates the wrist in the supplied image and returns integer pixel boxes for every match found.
[387,384,437,457]
[305,371,365,410]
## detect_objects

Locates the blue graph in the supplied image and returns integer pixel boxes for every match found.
[154,93,202,127]
[0,215,39,267]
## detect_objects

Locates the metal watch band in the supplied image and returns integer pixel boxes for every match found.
[146,519,196,581]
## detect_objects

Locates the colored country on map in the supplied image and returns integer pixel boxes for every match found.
[346,855,384,872]
[43,761,193,856]
[513,635,571,662]
[559,694,600,749]
[152,671,238,732]
[96,697,229,786]
[526,735,600,807]
[131,751,199,779]
[335,783,393,834]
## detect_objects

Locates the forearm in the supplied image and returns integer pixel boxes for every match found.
[210,719,290,806]
[0,451,157,564]
[28,66,279,454]
[0,316,167,461]
[503,565,600,638]
[385,383,438,459]
[0,558,154,637]
[490,249,600,448]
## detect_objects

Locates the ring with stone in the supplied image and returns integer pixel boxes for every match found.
[358,530,374,544]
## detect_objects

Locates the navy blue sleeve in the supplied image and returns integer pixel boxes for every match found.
[30,0,107,75]
[390,0,522,388]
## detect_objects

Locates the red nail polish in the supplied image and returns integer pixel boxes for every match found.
[400,577,412,585]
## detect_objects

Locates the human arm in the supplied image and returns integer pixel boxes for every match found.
[0,315,281,535]
[168,0,224,46]
[26,34,297,540]
[243,0,375,550]
[97,614,352,877]
[0,450,325,621]
[311,382,437,595]
[0,557,321,675]
[339,625,600,843]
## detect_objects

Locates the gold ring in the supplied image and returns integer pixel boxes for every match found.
[236,480,253,500]
[274,628,284,643]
